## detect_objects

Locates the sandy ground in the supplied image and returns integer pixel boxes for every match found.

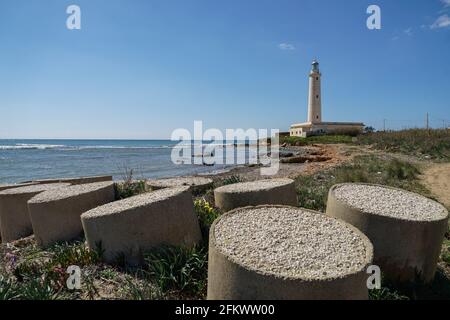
[421,163,450,209]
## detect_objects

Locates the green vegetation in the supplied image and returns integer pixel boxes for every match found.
[442,236,450,266]
[115,167,151,199]
[0,240,102,300]
[280,129,450,161]
[369,286,409,300]
[280,135,354,146]
[357,129,450,161]
[144,245,208,297]
[219,175,243,186]
[194,198,221,240]
[115,180,150,200]
[0,275,59,300]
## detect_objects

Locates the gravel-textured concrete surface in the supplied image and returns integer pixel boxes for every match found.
[29,182,114,203]
[146,177,213,194]
[214,206,372,280]
[216,179,293,193]
[333,184,448,221]
[0,183,69,196]
[81,186,201,265]
[214,178,298,211]
[82,186,190,218]
[0,183,37,192]
[0,183,70,243]
[28,182,115,247]
[32,175,112,185]
[327,183,449,284]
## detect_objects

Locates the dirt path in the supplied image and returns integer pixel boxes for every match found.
[421,163,450,208]
[205,144,354,182]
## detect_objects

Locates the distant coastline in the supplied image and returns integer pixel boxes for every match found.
[0,139,259,184]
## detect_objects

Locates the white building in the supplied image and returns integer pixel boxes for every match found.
[290,60,364,137]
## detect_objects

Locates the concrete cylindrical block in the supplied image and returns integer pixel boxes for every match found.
[81,186,202,265]
[33,175,113,185]
[207,205,373,300]
[61,175,113,185]
[0,183,69,243]
[28,182,115,247]
[146,176,213,195]
[0,182,37,192]
[214,179,298,212]
[326,183,449,284]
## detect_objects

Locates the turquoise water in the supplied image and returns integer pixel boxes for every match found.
[0,139,250,183]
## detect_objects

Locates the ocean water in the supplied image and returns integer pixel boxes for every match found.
[0,139,261,184]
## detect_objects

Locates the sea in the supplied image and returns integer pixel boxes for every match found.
[0,139,263,184]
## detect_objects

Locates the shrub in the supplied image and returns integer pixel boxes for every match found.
[369,287,409,300]
[194,199,221,240]
[14,277,60,300]
[0,275,60,300]
[48,241,102,269]
[442,249,450,266]
[0,276,18,300]
[144,245,208,296]
[9,240,101,296]
[385,159,420,180]
[357,129,450,160]
[220,175,242,186]
[115,180,149,200]
[122,277,162,300]
[296,176,330,211]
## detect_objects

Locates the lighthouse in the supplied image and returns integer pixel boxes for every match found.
[307,60,322,124]
[289,59,364,137]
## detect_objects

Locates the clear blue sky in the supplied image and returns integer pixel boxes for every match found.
[0,0,449,139]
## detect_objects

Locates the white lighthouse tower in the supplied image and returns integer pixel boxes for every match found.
[307,60,322,124]
[289,59,364,137]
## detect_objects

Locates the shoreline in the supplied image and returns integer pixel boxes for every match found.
[1,144,352,186]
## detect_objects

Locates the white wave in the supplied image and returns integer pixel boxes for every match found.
[0,144,66,150]
[72,145,173,150]
[0,142,258,151]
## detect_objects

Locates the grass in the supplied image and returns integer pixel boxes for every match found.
[114,167,152,200]
[0,272,65,300]
[369,286,409,300]
[144,245,208,298]
[442,236,450,266]
[281,129,450,161]
[357,129,450,161]
[194,198,221,240]
[280,134,354,146]
[219,175,243,186]
[0,239,102,300]
[115,180,150,200]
